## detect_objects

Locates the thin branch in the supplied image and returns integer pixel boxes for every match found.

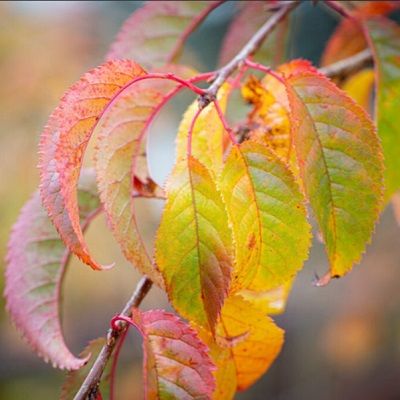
[319,48,372,78]
[73,276,152,400]
[323,0,352,18]
[199,0,298,108]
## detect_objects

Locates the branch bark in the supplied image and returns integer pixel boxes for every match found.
[73,276,152,400]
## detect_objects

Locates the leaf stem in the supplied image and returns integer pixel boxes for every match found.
[73,276,152,400]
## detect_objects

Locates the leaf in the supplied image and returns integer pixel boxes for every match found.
[126,309,216,400]
[197,295,284,397]
[61,338,110,399]
[156,156,233,331]
[107,1,222,69]
[364,17,400,199]
[342,69,374,111]
[175,83,230,176]
[39,59,148,271]
[95,65,195,288]
[5,169,100,370]
[219,1,288,67]
[219,139,311,292]
[282,60,383,278]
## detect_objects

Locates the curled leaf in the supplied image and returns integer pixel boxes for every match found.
[39,60,146,271]
[5,169,100,370]
[107,1,222,68]
[282,59,383,278]
[156,157,233,331]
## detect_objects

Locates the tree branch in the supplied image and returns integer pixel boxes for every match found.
[199,0,298,109]
[73,276,152,400]
[319,48,372,78]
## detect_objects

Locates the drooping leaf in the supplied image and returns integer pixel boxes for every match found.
[219,139,311,292]
[156,156,233,331]
[175,83,230,176]
[61,338,111,399]
[197,295,284,397]
[5,169,100,370]
[95,65,195,288]
[342,69,374,111]
[364,17,400,200]
[107,1,222,69]
[282,60,383,278]
[219,1,289,66]
[321,1,398,66]
[39,59,150,272]
[125,309,216,400]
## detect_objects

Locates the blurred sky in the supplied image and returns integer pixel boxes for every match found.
[1,2,400,400]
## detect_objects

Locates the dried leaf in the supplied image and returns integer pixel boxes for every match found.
[282,60,383,278]
[156,156,233,331]
[5,169,100,370]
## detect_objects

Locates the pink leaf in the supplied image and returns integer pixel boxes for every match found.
[5,169,100,370]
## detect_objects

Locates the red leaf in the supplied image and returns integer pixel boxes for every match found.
[107,1,222,68]
[39,60,146,271]
[5,169,100,370]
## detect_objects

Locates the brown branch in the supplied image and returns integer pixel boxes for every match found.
[199,0,299,109]
[319,48,372,78]
[73,276,152,400]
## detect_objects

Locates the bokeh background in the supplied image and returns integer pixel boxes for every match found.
[1,1,400,399]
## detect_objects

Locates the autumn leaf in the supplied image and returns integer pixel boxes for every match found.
[39,59,157,274]
[5,169,100,370]
[156,156,233,331]
[117,309,216,400]
[219,1,288,67]
[282,60,383,278]
[364,17,400,200]
[107,1,222,68]
[219,139,311,292]
[342,69,374,111]
[95,65,195,288]
[175,83,230,176]
[61,338,111,399]
[197,295,284,398]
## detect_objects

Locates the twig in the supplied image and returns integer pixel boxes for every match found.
[319,48,372,78]
[199,0,298,109]
[323,0,352,18]
[73,276,152,400]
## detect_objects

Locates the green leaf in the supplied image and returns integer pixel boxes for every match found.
[219,140,311,292]
[282,60,383,278]
[156,156,233,331]
[364,17,400,200]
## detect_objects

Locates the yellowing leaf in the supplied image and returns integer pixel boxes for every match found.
[156,156,233,330]
[96,65,195,289]
[364,17,400,199]
[197,295,284,397]
[219,140,311,292]
[175,84,230,176]
[282,60,383,278]
[127,309,216,400]
[107,1,222,68]
[342,69,374,111]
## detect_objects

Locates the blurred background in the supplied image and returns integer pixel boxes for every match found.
[1,1,400,399]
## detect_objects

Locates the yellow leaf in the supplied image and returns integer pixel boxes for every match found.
[342,69,374,111]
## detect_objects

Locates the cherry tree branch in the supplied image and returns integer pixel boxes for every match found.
[73,276,152,400]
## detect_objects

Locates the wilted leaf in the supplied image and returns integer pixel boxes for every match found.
[5,169,100,370]
[219,1,288,66]
[175,83,230,176]
[123,309,215,399]
[39,59,148,271]
[156,156,233,331]
[95,65,195,288]
[364,17,400,199]
[107,1,222,68]
[282,60,383,278]
[198,295,284,397]
[61,338,110,399]
[342,69,374,111]
[219,139,311,292]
